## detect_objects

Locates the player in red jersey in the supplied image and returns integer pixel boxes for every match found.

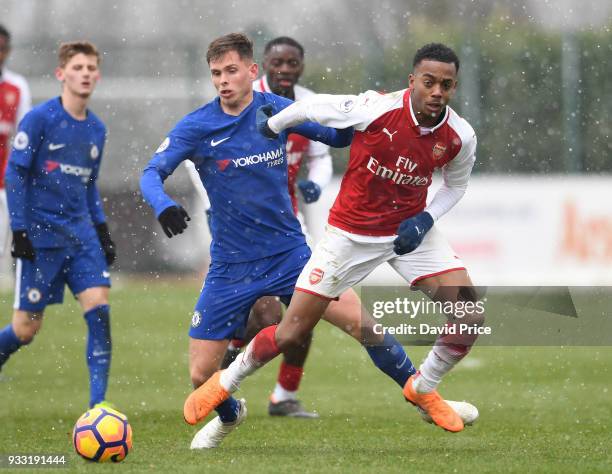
[185,43,482,434]
[0,24,31,262]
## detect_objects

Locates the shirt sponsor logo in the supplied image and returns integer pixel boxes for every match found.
[366,155,429,186]
[44,160,93,181]
[216,159,231,171]
[309,268,324,285]
[13,131,28,150]
[231,147,284,168]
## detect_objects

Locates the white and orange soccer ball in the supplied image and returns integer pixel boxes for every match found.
[73,407,133,462]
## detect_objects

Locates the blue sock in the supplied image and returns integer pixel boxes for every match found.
[365,333,416,387]
[215,396,239,423]
[84,305,112,407]
[0,324,23,369]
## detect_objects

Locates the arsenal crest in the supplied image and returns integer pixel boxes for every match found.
[309,268,324,285]
[432,142,446,160]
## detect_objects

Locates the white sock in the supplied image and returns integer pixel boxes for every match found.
[271,383,297,403]
[414,349,456,393]
[219,341,262,393]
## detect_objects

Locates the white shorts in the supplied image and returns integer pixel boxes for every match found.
[295,225,466,299]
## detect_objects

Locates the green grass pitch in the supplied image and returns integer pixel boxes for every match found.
[0,279,610,473]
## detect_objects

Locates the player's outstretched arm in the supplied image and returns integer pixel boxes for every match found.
[256,103,353,147]
[266,92,377,134]
[290,121,354,148]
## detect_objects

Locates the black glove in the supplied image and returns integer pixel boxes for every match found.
[158,206,190,238]
[95,222,116,266]
[11,230,35,261]
[256,104,278,139]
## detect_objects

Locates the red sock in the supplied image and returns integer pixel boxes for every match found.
[277,361,303,392]
[251,325,281,364]
[436,321,477,360]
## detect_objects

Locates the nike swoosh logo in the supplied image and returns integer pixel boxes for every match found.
[48,143,66,151]
[395,353,408,369]
[211,137,230,147]
[102,271,110,278]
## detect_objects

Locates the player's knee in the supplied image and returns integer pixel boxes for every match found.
[190,367,214,389]
[12,320,40,344]
[275,330,308,353]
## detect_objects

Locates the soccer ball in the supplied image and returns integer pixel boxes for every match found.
[73,407,133,462]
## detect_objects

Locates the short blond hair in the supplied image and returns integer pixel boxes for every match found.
[58,41,100,67]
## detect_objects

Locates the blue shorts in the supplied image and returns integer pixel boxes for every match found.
[189,244,312,340]
[14,240,111,312]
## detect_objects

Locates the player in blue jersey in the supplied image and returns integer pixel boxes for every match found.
[142,33,438,449]
[0,42,116,409]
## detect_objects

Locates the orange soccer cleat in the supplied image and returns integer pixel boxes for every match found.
[183,371,231,425]
[403,374,464,433]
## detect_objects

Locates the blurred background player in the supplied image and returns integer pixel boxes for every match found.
[186,36,333,418]
[0,41,117,409]
[187,43,481,434]
[0,24,31,289]
[141,33,355,449]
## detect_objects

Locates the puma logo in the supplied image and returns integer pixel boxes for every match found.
[382,128,398,142]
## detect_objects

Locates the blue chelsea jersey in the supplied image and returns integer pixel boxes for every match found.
[6,97,107,247]
[141,91,352,263]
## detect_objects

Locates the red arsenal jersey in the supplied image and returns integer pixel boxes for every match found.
[330,89,475,235]
[269,88,476,236]
[0,69,31,188]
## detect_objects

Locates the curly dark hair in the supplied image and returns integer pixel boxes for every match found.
[264,36,304,58]
[413,43,460,72]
